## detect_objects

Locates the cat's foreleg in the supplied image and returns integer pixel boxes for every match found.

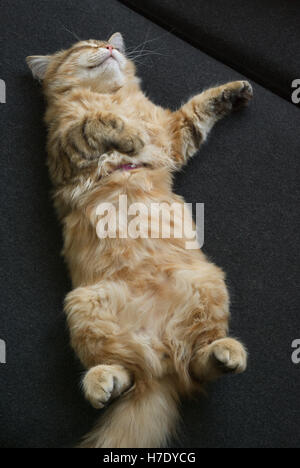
[81,113,145,155]
[172,81,253,164]
[58,112,144,169]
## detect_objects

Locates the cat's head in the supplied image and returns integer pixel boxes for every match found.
[26,33,135,94]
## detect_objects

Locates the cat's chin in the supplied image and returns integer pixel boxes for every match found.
[94,70,125,93]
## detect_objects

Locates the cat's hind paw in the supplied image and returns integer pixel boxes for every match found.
[82,364,132,409]
[212,338,248,374]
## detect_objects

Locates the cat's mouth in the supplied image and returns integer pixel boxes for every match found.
[88,56,117,70]
[113,163,150,172]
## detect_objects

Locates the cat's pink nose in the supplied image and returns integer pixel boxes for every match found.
[106,45,114,54]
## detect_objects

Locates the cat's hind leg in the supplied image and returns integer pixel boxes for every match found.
[64,283,164,410]
[190,337,248,382]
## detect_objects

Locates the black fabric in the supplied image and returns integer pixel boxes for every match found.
[119,0,300,105]
[1,0,300,448]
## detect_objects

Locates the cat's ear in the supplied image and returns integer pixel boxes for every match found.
[108,33,125,54]
[26,55,52,80]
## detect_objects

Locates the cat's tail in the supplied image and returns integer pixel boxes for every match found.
[79,378,180,448]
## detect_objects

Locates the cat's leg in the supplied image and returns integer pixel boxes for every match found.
[179,268,247,383]
[172,81,253,164]
[82,364,132,409]
[168,265,247,385]
[64,284,135,408]
[64,283,161,407]
[82,114,145,155]
[190,338,248,382]
[65,283,130,369]
[60,113,144,168]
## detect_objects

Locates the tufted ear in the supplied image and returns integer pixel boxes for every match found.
[26,55,51,80]
[108,32,125,53]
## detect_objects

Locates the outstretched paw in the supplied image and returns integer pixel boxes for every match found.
[225,81,253,110]
[213,81,253,116]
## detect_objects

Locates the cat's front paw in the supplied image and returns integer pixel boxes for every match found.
[83,364,132,409]
[212,338,248,374]
[225,81,253,110]
[105,114,125,132]
[115,133,145,155]
[213,81,253,115]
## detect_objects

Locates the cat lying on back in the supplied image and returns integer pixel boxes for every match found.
[27,32,252,448]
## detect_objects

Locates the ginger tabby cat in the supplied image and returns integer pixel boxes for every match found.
[27,32,252,448]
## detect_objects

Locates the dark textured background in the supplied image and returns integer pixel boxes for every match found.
[0,0,299,448]
[120,0,300,105]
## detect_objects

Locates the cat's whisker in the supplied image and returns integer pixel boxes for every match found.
[127,48,170,55]
[127,52,171,61]
[126,29,175,54]
[126,46,171,56]
[126,48,172,60]
[59,22,82,42]
[125,31,174,59]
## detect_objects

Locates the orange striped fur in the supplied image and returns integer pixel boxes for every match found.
[27,33,252,448]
